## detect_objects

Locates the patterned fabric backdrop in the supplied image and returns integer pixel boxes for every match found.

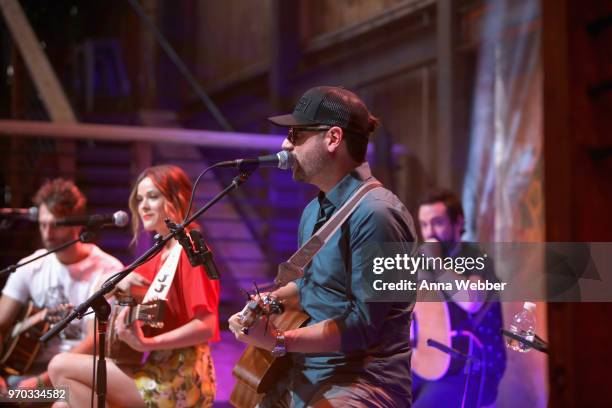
[462,0,548,406]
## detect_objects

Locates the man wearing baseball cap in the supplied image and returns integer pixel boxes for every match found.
[230,86,416,407]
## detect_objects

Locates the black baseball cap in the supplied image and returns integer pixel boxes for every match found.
[268,86,372,136]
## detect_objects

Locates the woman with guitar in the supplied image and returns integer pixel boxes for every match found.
[48,165,220,407]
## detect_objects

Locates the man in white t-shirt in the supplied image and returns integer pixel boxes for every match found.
[0,178,123,390]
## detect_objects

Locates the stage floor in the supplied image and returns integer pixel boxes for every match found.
[210,329,244,407]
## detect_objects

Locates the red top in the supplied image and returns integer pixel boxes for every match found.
[135,247,220,342]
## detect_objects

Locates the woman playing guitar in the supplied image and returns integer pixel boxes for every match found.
[47,165,220,407]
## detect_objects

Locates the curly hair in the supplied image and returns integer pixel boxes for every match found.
[32,178,86,217]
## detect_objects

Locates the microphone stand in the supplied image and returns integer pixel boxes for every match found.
[0,229,99,279]
[501,329,549,354]
[40,170,254,408]
[426,339,483,408]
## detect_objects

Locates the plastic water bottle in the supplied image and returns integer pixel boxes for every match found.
[506,302,536,352]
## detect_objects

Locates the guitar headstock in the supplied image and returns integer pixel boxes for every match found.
[239,292,284,331]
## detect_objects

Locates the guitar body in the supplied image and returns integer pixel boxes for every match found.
[411,300,507,405]
[106,296,166,367]
[107,301,142,366]
[230,309,309,408]
[0,301,49,376]
[411,301,453,381]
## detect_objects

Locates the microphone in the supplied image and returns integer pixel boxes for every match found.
[190,230,220,280]
[215,151,294,171]
[0,207,38,221]
[173,226,220,280]
[55,211,129,228]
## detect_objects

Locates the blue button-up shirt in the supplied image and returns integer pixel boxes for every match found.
[290,162,416,406]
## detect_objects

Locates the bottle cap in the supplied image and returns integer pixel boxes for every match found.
[524,301,536,311]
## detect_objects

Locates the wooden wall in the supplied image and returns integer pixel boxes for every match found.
[300,0,412,41]
[182,0,483,212]
[194,0,271,90]
[542,0,612,407]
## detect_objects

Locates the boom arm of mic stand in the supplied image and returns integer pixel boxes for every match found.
[0,228,99,279]
[40,236,169,343]
[501,329,549,354]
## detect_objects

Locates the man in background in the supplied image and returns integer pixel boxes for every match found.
[0,178,123,390]
[413,189,506,407]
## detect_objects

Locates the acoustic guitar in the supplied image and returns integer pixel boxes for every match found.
[1,301,72,375]
[106,297,166,366]
[410,299,506,405]
[230,295,309,408]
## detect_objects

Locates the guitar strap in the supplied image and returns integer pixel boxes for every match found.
[143,243,182,303]
[276,180,382,286]
[340,222,354,302]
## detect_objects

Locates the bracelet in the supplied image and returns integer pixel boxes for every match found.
[271,328,287,358]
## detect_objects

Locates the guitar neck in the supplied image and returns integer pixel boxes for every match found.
[11,309,47,338]
[125,300,164,327]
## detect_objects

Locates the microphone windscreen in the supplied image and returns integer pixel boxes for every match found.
[113,211,130,227]
[277,151,295,170]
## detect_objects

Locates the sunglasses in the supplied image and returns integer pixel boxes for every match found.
[287,126,331,145]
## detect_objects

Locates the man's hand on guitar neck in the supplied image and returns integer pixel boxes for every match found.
[227,281,298,351]
[228,312,277,351]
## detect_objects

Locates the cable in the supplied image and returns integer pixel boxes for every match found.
[91,316,97,408]
[183,164,219,224]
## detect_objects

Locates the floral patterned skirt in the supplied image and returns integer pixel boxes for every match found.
[133,344,216,408]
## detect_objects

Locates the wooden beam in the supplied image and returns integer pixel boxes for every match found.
[0,120,285,151]
[268,0,301,116]
[304,0,435,54]
[541,1,574,407]
[435,0,457,188]
[0,0,76,122]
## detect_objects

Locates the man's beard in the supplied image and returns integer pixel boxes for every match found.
[440,240,460,257]
[43,239,59,249]
[292,144,327,184]
[43,236,74,250]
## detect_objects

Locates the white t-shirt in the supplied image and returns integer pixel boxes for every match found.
[2,244,123,364]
